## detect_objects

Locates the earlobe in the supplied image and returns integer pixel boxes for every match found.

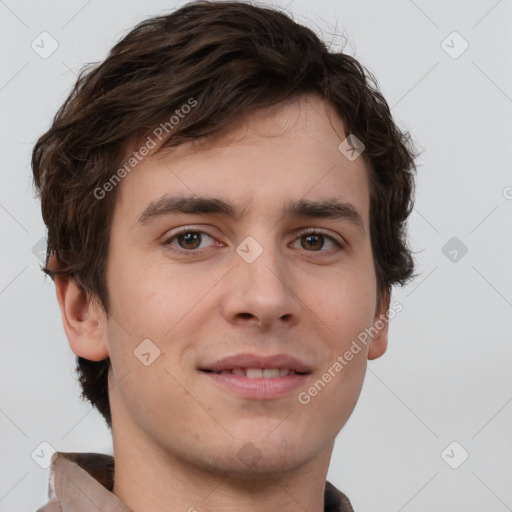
[367,291,390,361]
[53,271,109,362]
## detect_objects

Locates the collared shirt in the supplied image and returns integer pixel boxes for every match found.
[36,451,355,511]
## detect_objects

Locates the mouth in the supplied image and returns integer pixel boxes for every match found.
[198,353,313,399]
[198,367,311,399]
[200,368,309,377]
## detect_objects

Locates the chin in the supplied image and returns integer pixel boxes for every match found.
[186,438,313,479]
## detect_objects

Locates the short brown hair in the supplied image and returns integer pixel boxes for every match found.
[32,0,419,429]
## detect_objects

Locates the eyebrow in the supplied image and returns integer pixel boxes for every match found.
[136,195,366,233]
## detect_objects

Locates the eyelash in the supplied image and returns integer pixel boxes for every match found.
[162,227,345,256]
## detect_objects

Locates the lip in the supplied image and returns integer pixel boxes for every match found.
[198,352,312,400]
[199,353,312,374]
[199,371,310,399]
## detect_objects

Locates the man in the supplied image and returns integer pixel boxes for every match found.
[32,1,418,510]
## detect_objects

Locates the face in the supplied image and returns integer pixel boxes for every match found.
[87,94,388,477]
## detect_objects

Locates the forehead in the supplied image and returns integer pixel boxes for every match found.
[111,94,370,229]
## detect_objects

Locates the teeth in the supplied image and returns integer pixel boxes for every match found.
[246,368,264,378]
[217,368,298,378]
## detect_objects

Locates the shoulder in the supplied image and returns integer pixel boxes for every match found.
[35,496,61,511]
[325,480,355,512]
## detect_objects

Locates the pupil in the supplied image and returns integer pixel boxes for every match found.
[180,232,200,249]
[303,234,322,251]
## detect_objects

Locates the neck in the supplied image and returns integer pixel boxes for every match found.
[111,423,334,512]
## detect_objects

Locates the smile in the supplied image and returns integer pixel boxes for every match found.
[199,369,310,399]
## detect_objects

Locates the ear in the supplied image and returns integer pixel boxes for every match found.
[52,265,109,362]
[367,290,390,361]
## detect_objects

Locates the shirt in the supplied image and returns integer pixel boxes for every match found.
[36,451,355,512]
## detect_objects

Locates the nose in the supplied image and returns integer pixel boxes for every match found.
[220,235,301,330]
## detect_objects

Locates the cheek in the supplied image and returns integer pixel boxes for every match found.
[106,247,201,334]
[317,263,377,334]
[106,262,228,383]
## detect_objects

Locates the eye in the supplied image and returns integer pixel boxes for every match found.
[291,229,344,253]
[162,228,217,254]
[162,227,344,256]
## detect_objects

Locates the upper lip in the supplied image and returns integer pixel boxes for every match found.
[200,353,312,374]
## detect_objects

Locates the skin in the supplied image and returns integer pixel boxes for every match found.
[53,93,389,512]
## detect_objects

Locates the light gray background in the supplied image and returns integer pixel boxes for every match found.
[1,0,511,510]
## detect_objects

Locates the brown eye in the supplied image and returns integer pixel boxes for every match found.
[292,229,344,254]
[177,232,202,250]
[163,229,216,253]
[301,233,324,251]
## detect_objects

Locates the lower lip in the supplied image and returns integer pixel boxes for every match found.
[200,371,310,399]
